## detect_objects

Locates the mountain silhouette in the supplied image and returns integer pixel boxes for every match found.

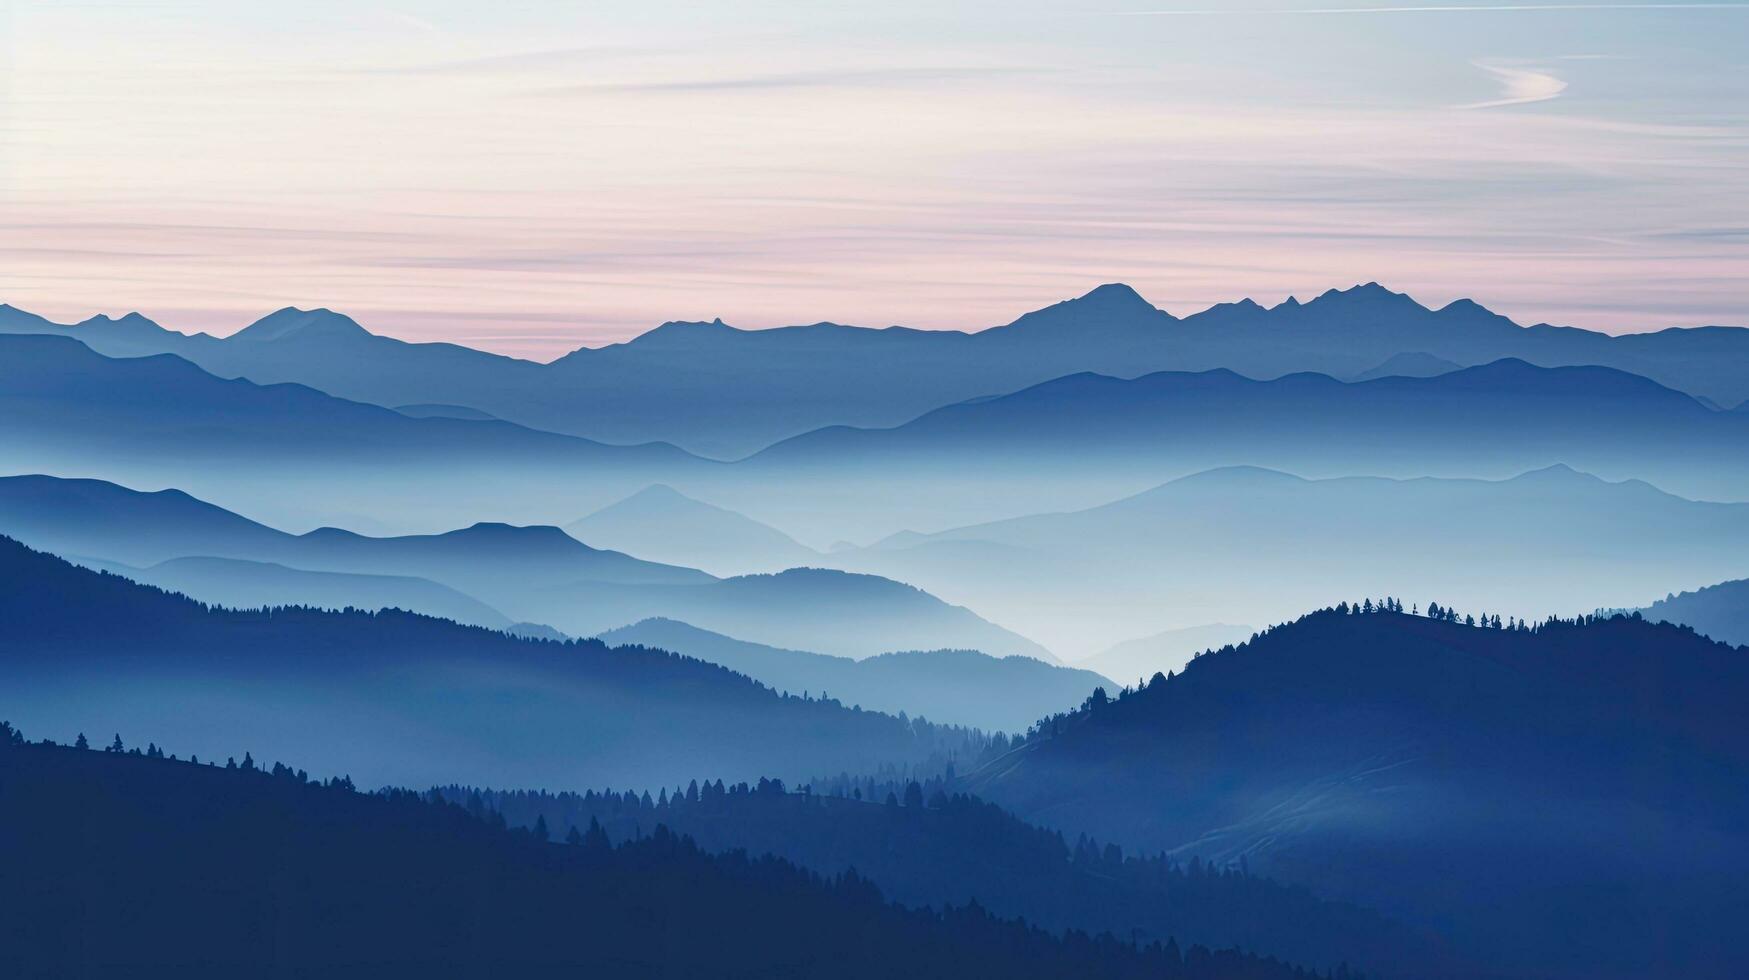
[744,357,1749,542]
[0,536,991,790]
[568,484,820,575]
[1076,624,1257,685]
[599,618,1100,730]
[72,554,517,632]
[1630,578,1749,648]
[1345,351,1462,382]
[828,464,1749,658]
[8,283,1747,455]
[963,606,1749,980]
[0,333,704,533]
[0,474,1049,662]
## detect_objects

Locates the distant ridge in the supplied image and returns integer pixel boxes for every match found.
[0,535,992,789]
[0,473,1052,663]
[599,618,1099,730]
[568,484,819,575]
[828,463,1749,657]
[1631,577,1749,648]
[7,282,1749,455]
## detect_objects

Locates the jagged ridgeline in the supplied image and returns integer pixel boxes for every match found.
[0,730,1345,980]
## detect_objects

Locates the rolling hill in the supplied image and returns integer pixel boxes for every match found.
[1631,578,1749,648]
[0,474,1049,662]
[599,618,1099,730]
[0,333,702,533]
[827,464,1749,658]
[0,536,992,790]
[568,484,820,574]
[962,607,1749,980]
[0,733,1306,980]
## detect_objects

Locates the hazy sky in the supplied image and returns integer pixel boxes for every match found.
[3,0,1746,357]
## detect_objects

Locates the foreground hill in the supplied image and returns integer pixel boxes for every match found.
[0,733,1323,980]
[831,465,1749,657]
[0,474,1048,661]
[1631,578,1749,647]
[7,283,1748,455]
[440,779,1447,979]
[0,537,990,790]
[964,606,1749,979]
[599,619,1101,730]
[1078,624,1258,685]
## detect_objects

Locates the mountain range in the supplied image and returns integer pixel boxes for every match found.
[0,474,1050,662]
[6,282,1747,457]
[827,464,1749,658]
[0,537,994,789]
[598,618,1104,731]
[743,356,1749,539]
[568,484,820,576]
[1630,578,1749,648]
[965,607,1749,980]
[10,323,1749,548]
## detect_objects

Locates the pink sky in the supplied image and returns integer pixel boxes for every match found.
[4,1,1744,358]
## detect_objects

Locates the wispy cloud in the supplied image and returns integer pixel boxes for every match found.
[1118,3,1749,15]
[540,66,1047,96]
[1456,63,1569,109]
[362,47,660,77]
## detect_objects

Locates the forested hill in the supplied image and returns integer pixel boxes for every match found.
[0,536,988,789]
[0,729,1351,980]
[964,604,1749,980]
[436,779,1448,978]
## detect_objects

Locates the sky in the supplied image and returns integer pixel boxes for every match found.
[2,0,1746,358]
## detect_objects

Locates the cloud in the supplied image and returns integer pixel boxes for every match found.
[362,47,659,76]
[540,66,1047,96]
[1456,63,1569,109]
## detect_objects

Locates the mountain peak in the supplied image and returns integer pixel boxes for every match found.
[994,283,1171,337]
[1077,282,1152,308]
[1312,282,1419,305]
[76,310,164,331]
[230,307,371,344]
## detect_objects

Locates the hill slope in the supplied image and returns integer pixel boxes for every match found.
[830,465,1749,657]
[0,733,1308,980]
[0,475,1047,661]
[963,607,1749,979]
[1632,578,1749,647]
[599,618,1098,730]
[442,779,1449,979]
[0,333,699,533]
[0,537,991,790]
[567,484,820,574]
